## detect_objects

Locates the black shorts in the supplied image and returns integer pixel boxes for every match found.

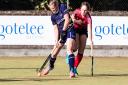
[76,28,88,37]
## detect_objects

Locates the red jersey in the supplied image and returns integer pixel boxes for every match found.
[73,8,92,29]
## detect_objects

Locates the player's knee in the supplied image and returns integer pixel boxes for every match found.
[67,47,75,54]
[78,47,85,52]
[78,50,84,54]
[67,49,74,54]
[55,43,63,49]
[58,43,64,48]
[73,49,77,52]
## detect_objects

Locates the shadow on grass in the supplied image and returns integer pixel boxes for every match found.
[0,76,78,82]
[80,73,128,77]
[0,68,37,70]
[1,74,128,82]
[0,78,42,82]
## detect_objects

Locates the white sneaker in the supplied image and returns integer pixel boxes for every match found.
[40,66,54,76]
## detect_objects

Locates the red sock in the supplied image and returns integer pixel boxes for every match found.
[74,53,83,68]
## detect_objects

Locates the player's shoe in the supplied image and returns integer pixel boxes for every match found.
[70,71,75,78]
[40,66,54,76]
[69,68,76,78]
[74,67,79,75]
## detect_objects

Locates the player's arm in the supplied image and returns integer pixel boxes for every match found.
[60,3,70,31]
[62,13,70,31]
[53,25,59,43]
[60,4,70,43]
[51,16,59,45]
[71,10,83,25]
[59,13,70,44]
[71,13,76,22]
[87,15,93,47]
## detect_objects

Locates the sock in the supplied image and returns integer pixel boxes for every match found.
[66,54,69,64]
[49,56,56,69]
[68,54,75,72]
[74,53,83,68]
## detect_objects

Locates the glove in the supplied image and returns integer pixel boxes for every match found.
[60,31,67,44]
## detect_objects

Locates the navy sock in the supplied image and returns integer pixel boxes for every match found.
[49,57,56,69]
[68,54,75,72]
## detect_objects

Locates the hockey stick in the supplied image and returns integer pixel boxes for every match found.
[90,44,94,76]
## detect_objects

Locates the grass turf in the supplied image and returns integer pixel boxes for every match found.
[0,57,128,85]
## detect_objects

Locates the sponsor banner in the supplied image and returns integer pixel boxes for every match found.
[92,16,128,45]
[0,16,128,45]
[0,16,55,45]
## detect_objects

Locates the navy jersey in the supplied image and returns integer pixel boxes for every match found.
[51,3,69,32]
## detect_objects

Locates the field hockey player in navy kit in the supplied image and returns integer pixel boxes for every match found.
[39,0,76,78]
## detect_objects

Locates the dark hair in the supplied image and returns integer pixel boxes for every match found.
[45,0,59,10]
[81,1,91,11]
[47,0,59,5]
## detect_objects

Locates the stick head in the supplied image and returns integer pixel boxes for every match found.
[37,72,41,77]
[36,68,42,77]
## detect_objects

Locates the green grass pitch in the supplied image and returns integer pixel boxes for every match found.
[0,57,128,85]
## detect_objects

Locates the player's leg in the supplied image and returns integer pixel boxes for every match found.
[65,33,79,64]
[66,27,76,78]
[67,38,76,78]
[73,33,79,75]
[75,34,87,68]
[41,43,64,75]
[49,43,64,69]
[74,27,88,68]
